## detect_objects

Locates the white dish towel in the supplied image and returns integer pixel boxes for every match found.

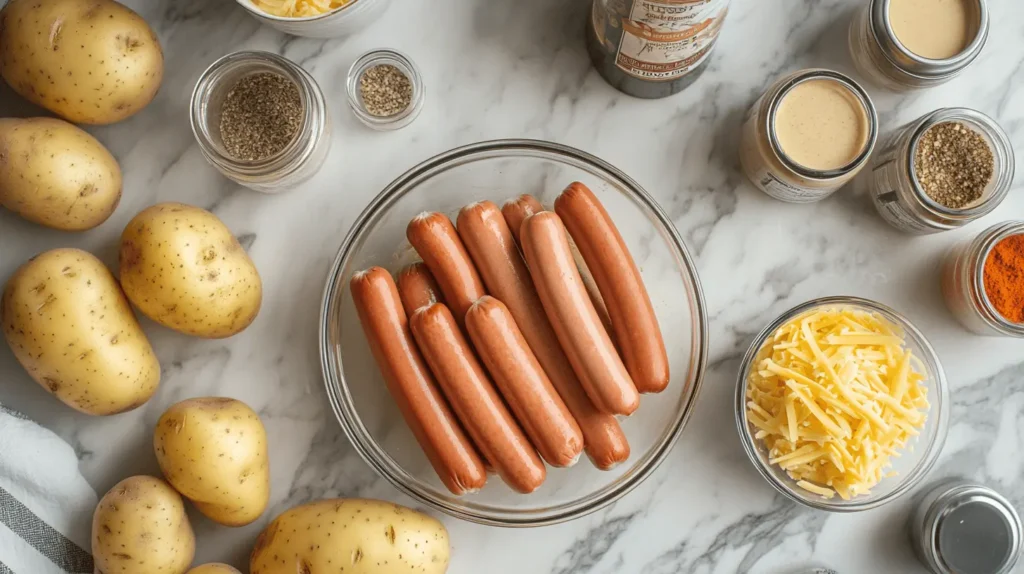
[0,404,95,574]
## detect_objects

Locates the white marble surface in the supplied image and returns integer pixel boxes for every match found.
[2,0,1023,572]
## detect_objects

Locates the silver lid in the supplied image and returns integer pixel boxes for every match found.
[870,0,989,79]
[919,484,1022,574]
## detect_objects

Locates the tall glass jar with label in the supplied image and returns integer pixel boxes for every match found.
[587,0,730,99]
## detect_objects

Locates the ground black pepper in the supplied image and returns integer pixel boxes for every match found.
[359,64,412,117]
[219,72,302,161]
[914,121,994,209]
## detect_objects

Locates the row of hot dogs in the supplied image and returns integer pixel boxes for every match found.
[350,182,668,495]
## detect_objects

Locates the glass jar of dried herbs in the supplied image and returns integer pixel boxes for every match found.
[869,107,1014,234]
[190,51,332,193]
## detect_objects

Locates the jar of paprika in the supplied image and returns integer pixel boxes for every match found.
[942,221,1024,337]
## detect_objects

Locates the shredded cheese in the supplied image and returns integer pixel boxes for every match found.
[251,0,351,18]
[745,306,929,500]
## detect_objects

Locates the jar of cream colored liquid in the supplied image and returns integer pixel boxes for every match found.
[739,69,878,203]
[942,221,1024,338]
[870,108,1014,234]
[850,0,989,91]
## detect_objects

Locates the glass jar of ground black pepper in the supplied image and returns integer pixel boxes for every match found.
[869,108,1014,234]
[942,221,1024,337]
[190,51,331,193]
[345,49,424,131]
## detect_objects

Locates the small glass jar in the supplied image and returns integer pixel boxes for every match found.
[739,69,878,203]
[346,49,425,131]
[849,0,989,92]
[909,480,1022,574]
[942,221,1024,337]
[190,51,331,193]
[870,108,1014,234]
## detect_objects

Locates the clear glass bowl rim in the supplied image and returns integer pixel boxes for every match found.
[734,295,950,512]
[318,138,709,527]
[235,0,377,22]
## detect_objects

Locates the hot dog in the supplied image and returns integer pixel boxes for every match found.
[502,194,616,346]
[350,267,487,495]
[396,262,444,316]
[410,302,546,493]
[520,212,640,417]
[465,296,584,467]
[501,194,544,247]
[459,200,630,469]
[555,182,669,394]
[407,212,486,331]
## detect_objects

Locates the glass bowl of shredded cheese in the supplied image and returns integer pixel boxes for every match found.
[237,0,388,38]
[736,296,949,511]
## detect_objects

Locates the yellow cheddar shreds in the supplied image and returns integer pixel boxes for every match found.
[745,306,929,500]
[252,0,351,18]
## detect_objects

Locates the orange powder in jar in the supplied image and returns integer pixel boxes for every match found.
[983,234,1024,324]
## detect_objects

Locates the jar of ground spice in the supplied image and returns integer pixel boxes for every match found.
[942,221,1024,337]
[190,51,331,193]
[870,108,1014,234]
[346,49,424,131]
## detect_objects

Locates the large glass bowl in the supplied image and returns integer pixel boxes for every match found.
[319,139,708,526]
[735,296,950,512]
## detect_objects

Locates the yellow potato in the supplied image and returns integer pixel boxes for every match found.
[154,397,270,527]
[0,0,163,125]
[250,499,450,574]
[2,248,159,415]
[92,475,195,574]
[0,118,122,231]
[186,564,242,574]
[119,202,262,338]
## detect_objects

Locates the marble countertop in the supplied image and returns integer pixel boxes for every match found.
[2,0,1023,572]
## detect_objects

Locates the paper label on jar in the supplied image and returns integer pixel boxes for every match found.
[757,172,832,203]
[872,182,932,234]
[613,0,729,81]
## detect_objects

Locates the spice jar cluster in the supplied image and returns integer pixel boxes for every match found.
[737,0,1021,339]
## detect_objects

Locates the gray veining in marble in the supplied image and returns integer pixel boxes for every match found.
[1,0,1022,572]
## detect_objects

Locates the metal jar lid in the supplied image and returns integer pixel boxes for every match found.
[913,482,1022,574]
[869,0,989,79]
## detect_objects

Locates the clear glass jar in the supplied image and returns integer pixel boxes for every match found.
[870,108,1014,234]
[910,480,1022,574]
[942,221,1024,337]
[190,51,331,193]
[739,69,878,203]
[346,49,425,131]
[849,0,989,92]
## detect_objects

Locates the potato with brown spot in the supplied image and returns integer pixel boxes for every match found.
[154,397,270,527]
[0,0,164,125]
[92,475,195,574]
[250,499,450,574]
[1,248,159,415]
[186,564,243,574]
[119,202,262,338]
[0,118,122,231]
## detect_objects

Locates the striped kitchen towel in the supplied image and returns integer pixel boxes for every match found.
[0,404,95,574]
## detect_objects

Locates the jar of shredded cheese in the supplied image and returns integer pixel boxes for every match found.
[739,69,878,203]
[942,221,1024,337]
[237,0,389,38]
[190,51,332,193]
[848,0,989,92]
[735,296,949,511]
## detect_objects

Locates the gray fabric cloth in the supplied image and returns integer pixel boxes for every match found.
[0,404,96,574]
